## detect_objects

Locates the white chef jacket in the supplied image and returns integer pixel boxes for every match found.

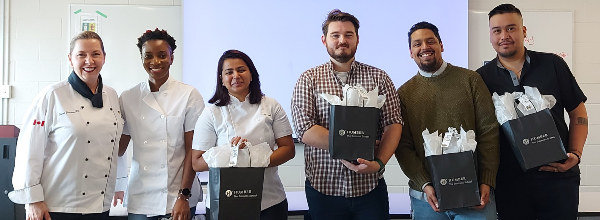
[119,77,204,215]
[9,80,124,214]
[194,95,293,210]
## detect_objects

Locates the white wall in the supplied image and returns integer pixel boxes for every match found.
[3,0,599,193]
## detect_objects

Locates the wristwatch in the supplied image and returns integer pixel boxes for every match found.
[178,188,191,200]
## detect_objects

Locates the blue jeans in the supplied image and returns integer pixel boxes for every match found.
[410,192,497,220]
[305,178,390,220]
[128,206,196,220]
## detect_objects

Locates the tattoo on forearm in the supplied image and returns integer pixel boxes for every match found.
[576,117,588,126]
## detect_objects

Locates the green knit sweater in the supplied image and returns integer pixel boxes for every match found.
[395,63,499,191]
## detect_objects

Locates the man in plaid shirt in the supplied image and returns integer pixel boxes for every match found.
[291,9,403,220]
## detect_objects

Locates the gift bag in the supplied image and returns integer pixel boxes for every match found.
[328,105,380,161]
[208,167,265,220]
[501,108,567,171]
[426,151,480,210]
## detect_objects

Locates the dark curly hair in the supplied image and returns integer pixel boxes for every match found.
[408,21,442,48]
[136,28,177,54]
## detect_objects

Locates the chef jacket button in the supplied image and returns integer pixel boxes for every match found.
[234,123,239,127]
[111,139,114,142]
[88,140,90,143]
[108,157,111,160]
[81,106,84,109]
[257,118,261,121]
[142,116,146,120]
[144,141,148,144]
[105,174,108,177]
[82,192,86,195]
[161,115,165,119]
[161,164,166,169]
[114,122,117,125]
[161,140,165,143]
[143,166,148,170]
[110,108,113,111]
[84,175,88,178]
[85,158,89,161]
[101,191,104,194]
[87,122,90,125]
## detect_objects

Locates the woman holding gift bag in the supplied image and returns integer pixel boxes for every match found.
[191,50,295,220]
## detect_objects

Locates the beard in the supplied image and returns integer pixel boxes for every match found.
[327,43,356,64]
[498,49,518,58]
[417,59,440,73]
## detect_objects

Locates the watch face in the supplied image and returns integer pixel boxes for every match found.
[180,188,191,196]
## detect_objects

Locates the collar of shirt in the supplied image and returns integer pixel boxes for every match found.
[144,76,174,92]
[418,60,448,77]
[495,50,531,86]
[327,59,359,85]
[228,93,251,105]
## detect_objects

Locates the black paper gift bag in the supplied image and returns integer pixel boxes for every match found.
[501,108,567,171]
[426,151,480,210]
[208,167,265,220]
[328,105,380,161]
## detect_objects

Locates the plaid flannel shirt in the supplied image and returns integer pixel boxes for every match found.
[291,60,402,197]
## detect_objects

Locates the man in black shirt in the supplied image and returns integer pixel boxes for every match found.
[476,4,588,220]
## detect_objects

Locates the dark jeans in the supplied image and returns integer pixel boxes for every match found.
[128,206,196,220]
[496,175,580,220]
[305,178,390,220]
[49,211,110,220]
[205,199,288,220]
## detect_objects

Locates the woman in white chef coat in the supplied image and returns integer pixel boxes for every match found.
[116,29,204,220]
[191,50,296,220]
[9,31,124,220]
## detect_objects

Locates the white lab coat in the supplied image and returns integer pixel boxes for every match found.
[119,77,204,215]
[9,80,124,213]
[194,95,293,210]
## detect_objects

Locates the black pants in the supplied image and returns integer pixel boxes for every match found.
[48,211,110,220]
[496,175,580,220]
[305,178,389,220]
[206,199,288,220]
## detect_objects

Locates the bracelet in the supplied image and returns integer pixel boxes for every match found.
[177,196,190,201]
[374,158,385,172]
[570,151,581,165]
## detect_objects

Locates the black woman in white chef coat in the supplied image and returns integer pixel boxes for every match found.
[9,31,124,220]
[192,50,296,220]
[115,29,204,220]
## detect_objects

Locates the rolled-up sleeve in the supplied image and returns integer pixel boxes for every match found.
[192,107,217,151]
[291,73,316,141]
[185,89,205,132]
[9,92,51,204]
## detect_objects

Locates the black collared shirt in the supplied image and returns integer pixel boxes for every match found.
[476,49,587,179]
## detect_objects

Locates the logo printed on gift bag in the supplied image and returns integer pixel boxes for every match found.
[438,176,472,186]
[339,129,346,136]
[440,179,447,186]
[224,189,258,198]
[225,190,233,197]
[523,139,530,145]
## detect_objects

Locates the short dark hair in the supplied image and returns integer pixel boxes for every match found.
[488,4,522,20]
[70,31,105,55]
[136,28,177,54]
[208,50,263,106]
[407,21,442,48]
[322,9,360,35]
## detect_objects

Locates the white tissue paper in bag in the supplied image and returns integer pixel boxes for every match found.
[491,86,557,124]
[422,128,443,157]
[422,126,477,157]
[247,141,273,167]
[319,84,386,108]
[203,143,233,168]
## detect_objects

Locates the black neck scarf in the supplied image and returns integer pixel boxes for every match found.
[68,71,103,108]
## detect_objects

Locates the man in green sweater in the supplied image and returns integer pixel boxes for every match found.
[395,21,499,220]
